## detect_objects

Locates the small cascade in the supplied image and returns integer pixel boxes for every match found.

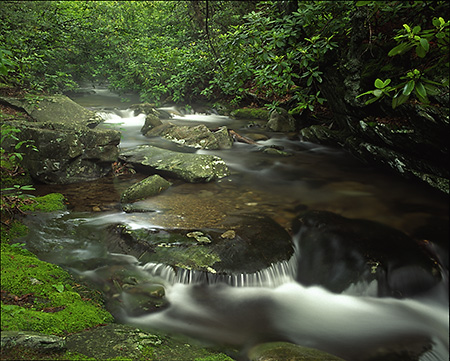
[98,109,145,125]
[97,109,147,148]
[141,256,297,288]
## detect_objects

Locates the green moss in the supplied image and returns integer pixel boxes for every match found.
[0,220,29,244]
[1,243,113,336]
[230,108,269,120]
[19,193,66,212]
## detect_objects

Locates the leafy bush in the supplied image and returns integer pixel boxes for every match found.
[357,14,449,108]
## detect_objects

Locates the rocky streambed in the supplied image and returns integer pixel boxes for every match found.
[1,90,448,361]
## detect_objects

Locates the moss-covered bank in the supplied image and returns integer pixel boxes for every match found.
[1,192,111,334]
[1,242,114,335]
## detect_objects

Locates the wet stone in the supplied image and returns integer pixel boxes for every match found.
[1,331,65,352]
[119,144,230,182]
[120,174,172,203]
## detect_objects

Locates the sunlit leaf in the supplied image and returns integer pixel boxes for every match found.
[374,78,385,88]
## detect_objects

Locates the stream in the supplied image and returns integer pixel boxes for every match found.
[18,87,449,361]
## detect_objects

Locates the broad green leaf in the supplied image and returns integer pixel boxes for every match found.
[432,17,441,27]
[365,97,380,105]
[415,81,427,98]
[392,93,409,108]
[419,38,429,52]
[402,80,415,96]
[412,25,421,34]
[388,43,412,56]
[415,45,426,58]
[0,64,7,76]
[382,79,391,87]
[374,78,385,88]
[423,83,439,95]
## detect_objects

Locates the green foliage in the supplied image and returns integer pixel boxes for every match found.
[0,47,17,76]
[356,2,449,108]
[1,123,37,215]
[1,1,448,112]
[205,1,345,111]
[1,123,37,163]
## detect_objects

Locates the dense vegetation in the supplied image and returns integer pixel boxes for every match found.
[1,0,448,111]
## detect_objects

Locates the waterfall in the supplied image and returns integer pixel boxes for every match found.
[141,255,297,288]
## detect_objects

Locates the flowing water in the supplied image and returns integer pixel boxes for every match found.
[21,88,449,360]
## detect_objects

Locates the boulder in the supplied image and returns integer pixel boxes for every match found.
[120,175,172,203]
[248,342,345,361]
[64,323,232,361]
[300,120,449,194]
[119,144,229,182]
[130,102,159,116]
[292,210,442,297]
[267,107,296,132]
[4,120,120,184]
[140,114,163,135]
[0,94,102,128]
[107,213,294,275]
[144,123,233,150]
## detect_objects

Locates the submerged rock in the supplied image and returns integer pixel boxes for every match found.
[248,342,345,361]
[107,213,294,275]
[119,144,229,182]
[120,174,172,203]
[292,210,442,297]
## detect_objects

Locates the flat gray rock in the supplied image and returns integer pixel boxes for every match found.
[119,144,229,182]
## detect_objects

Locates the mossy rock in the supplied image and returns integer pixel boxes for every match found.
[1,243,113,336]
[19,193,66,212]
[64,323,236,361]
[230,108,269,121]
[120,175,172,203]
[0,94,102,127]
